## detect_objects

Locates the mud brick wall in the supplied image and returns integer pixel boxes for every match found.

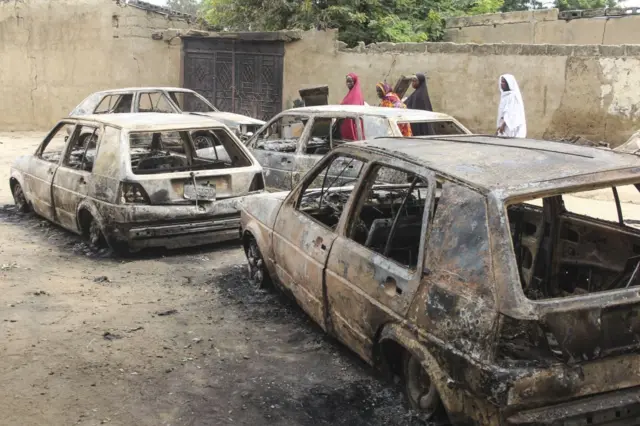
[444,9,640,45]
[284,30,640,145]
[0,0,194,130]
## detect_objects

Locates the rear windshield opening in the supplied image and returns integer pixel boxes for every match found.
[398,120,466,137]
[129,128,251,175]
[507,184,640,300]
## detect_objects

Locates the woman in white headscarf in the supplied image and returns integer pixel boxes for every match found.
[496,74,527,138]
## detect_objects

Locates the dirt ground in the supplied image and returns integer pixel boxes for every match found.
[0,132,429,426]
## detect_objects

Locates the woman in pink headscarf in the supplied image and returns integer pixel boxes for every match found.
[339,73,364,140]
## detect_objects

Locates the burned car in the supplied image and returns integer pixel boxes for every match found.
[69,87,265,141]
[240,134,640,424]
[10,113,264,252]
[245,105,470,190]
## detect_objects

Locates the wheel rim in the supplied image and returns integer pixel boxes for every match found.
[89,220,102,246]
[193,135,210,148]
[13,184,26,210]
[406,356,439,417]
[246,241,264,286]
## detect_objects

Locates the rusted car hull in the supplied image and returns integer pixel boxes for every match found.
[506,386,640,425]
[107,216,241,250]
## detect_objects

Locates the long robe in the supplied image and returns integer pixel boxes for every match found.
[339,73,364,140]
[497,73,527,138]
[404,73,434,136]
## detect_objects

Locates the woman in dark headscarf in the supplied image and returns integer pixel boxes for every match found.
[404,73,434,136]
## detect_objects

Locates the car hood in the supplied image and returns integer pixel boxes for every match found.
[240,191,289,229]
[191,112,266,127]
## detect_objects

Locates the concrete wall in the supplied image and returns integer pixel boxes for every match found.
[284,30,640,146]
[0,0,193,130]
[445,9,640,45]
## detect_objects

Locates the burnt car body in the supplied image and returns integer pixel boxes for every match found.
[245,105,471,190]
[69,87,265,141]
[10,113,264,252]
[240,134,640,425]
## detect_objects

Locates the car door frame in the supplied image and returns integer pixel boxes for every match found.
[271,150,370,330]
[294,114,364,188]
[246,112,311,191]
[51,123,104,233]
[24,121,79,222]
[323,158,437,362]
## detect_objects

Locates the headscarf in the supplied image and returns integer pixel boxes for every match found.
[341,73,364,106]
[376,83,412,136]
[405,73,433,112]
[339,73,364,140]
[497,74,526,138]
[376,82,405,109]
[404,73,434,136]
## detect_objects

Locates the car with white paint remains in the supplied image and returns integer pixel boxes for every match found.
[69,87,266,142]
[10,113,265,252]
[241,134,640,425]
[244,105,471,190]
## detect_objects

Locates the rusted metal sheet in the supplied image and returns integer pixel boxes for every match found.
[298,85,329,107]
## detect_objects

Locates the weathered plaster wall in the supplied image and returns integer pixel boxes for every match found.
[284,30,640,145]
[445,9,640,45]
[0,0,192,130]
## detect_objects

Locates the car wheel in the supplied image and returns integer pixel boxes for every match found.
[12,182,30,213]
[403,352,441,419]
[82,213,107,252]
[192,133,214,149]
[245,237,271,289]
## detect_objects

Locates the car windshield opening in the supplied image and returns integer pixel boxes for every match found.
[129,128,251,175]
[398,120,466,136]
[507,183,640,301]
[167,91,217,113]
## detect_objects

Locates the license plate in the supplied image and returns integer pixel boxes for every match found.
[184,184,216,200]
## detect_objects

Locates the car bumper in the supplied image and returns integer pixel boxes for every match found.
[506,386,640,425]
[108,215,242,250]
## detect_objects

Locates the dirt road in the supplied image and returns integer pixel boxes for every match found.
[0,132,427,426]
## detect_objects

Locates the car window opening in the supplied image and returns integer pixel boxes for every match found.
[129,129,251,175]
[254,116,308,153]
[64,126,100,172]
[167,91,217,113]
[298,155,366,230]
[398,120,466,137]
[508,183,640,301]
[305,117,358,155]
[40,124,76,164]
[348,166,432,269]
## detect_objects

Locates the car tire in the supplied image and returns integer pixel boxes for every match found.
[80,212,107,253]
[11,182,31,213]
[403,351,442,420]
[245,237,271,289]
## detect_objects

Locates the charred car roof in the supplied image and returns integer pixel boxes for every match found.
[287,105,455,120]
[343,135,640,195]
[66,113,227,131]
[88,87,199,95]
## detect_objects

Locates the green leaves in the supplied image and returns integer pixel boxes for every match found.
[200,0,520,46]
[554,0,616,10]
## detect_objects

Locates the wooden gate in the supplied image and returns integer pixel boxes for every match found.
[182,37,284,121]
